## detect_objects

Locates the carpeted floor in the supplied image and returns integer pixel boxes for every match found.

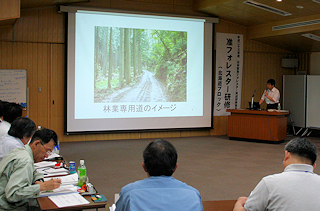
[60,135,320,209]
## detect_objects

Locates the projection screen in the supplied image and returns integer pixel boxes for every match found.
[62,6,216,133]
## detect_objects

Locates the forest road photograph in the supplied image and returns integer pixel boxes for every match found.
[103,70,168,103]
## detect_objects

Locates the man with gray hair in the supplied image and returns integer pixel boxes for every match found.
[234,137,320,211]
[0,128,61,210]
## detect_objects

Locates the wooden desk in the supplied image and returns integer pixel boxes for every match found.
[38,195,107,211]
[203,200,236,211]
[227,109,289,142]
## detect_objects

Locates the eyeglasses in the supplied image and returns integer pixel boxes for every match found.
[41,144,53,155]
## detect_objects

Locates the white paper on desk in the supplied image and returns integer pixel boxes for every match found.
[60,173,78,185]
[34,161,57,169]
[43,172,69,177]
[44,168,68,174]
[46,153,61,160]
[39,185,78,197]
[48,193,89,208]
[44,173,78,185]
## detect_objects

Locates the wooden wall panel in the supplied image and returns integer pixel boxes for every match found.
[111,0,175,14]
[2,42,13,68]
[140,131,181,139]
[180,130,211,137]
[0,7,64,43]
[0,1,306,142]
[37,44,50,127]
[0,0,20,27]
[294,52,310,73]
[0,42,51,127]
[0,0,20,21]
[49,44,65,139]
[241,52,262,109]
[38,7,65,43]
[27,43,39,124]
[210,116,228,136]
[76,0,197,16]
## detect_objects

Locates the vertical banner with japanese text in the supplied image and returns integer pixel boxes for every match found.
[214,33,243,116]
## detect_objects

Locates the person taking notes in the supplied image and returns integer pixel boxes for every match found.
[0,128,61,210]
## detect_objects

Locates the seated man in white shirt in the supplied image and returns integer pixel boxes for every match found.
[259,79,280,110]
[233,137,320,211]
[0,117,36,162]
[0,101,9,137]
[0,102,23,137]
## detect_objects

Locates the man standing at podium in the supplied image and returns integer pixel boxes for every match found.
[259,79,280,110]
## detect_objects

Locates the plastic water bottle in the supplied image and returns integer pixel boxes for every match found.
[69,161,76,174]
[277,103,281,110]
[52,142,60,154]
[78,160,87,187]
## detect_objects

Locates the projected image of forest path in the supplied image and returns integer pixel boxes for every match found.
[94,27,187,103]
[103,70,167,102]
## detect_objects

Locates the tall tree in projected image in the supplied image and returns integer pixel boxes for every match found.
[94,27,187,103]
[150,30,187,102]
[108,27,113,89]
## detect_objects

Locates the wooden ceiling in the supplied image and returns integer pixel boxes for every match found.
[194,0,320,52]
[17,0,320,52]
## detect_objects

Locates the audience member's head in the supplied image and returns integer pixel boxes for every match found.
[0,101,9,119]
[29,129,58,163]
[284,137,318,165]
[29,128,59,146]
[8,117,36,140]
[143,139,178,176]
[3,102,23,123]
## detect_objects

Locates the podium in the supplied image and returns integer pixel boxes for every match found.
[227,109,289,142]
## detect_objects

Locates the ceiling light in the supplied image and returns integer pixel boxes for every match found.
[296,5,304,9]
[273,19,320,31]
[301,33,320,42]
[277,0,282,2]
[312,0,320,4]
[243,0,292,16]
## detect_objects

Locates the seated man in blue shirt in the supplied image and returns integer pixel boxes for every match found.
[116,139,204,211]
